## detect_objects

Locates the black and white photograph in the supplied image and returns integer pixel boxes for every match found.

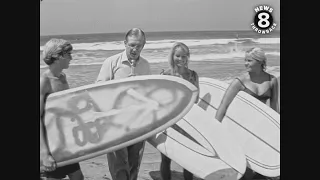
[40,0,280,180]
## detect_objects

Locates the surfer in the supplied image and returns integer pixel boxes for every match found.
[96,28,151,180]
[233,33,239,52]
[215,47,279,180]
[160,42,199,180]
[40,39,84,180]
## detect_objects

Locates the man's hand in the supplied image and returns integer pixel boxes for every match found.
[40,153,57,172]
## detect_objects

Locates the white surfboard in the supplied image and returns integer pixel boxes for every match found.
[148,105,247,180]
[41,75,198,170]
[197,77,280,177]
[277,76,280,112]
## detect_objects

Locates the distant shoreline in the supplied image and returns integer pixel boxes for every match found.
[40,30,280,38]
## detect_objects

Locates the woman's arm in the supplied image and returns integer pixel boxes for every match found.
[215,79,243,122]
[193,71,200,104]
[270,76,279,113]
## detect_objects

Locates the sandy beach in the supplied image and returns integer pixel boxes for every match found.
[79,142,204,180]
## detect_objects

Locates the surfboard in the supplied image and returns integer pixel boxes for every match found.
[197,77,280,177]
[277,76,280,112]
[148,105,247,180]
[40,75,199,171]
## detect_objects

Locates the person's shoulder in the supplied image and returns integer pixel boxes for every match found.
[237,73,249,82]
[268,73,277,80]
[103,52,123,64]
[189,69,199,77]
[230,73,248,88]
[267,73,278,85]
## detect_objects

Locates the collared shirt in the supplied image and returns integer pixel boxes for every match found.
[96,51,151,82]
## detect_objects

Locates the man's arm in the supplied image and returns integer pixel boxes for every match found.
[96,59,113,83]
[40,77,56,172]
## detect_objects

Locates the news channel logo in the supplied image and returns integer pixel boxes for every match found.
[251,5,278,34]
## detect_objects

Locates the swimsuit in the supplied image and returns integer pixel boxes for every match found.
[235,75,272,102]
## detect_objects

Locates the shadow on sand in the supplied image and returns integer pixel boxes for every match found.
[149,170,203,180]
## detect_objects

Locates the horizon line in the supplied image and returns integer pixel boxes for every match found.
[40,29,280,37]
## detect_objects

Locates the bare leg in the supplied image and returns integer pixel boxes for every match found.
[107,148,130,180]
[240,167,255,180]
[68,169,84,180]
[160,153,172,180]
[183,169,193,180]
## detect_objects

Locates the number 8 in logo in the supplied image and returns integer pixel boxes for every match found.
[254,11,273,30]
[258,12,270,28]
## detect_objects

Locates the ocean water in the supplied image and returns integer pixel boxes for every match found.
[40,30,280,88]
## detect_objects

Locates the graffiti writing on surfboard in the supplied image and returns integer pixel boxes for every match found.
[46,86,183,149]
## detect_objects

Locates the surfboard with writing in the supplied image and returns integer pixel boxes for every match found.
[40,75,198,171]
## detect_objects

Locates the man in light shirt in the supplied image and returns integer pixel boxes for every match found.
[96,28,151,180]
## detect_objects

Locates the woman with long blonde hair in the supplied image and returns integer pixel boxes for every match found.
[160,42,199,180]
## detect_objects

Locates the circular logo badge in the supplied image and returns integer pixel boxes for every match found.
[254,10,274,30]
[250,5,277,34]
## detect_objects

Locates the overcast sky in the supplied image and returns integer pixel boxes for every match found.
[40,0,280,35]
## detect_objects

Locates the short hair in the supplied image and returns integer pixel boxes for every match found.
[168,42,190,70]
[245,47,267,70]
[125,28,146,43]
[42,38,73,65]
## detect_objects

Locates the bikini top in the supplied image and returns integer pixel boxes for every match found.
[235,75,272,102]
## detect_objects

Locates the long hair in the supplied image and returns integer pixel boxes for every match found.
[42,38,73,65]
[245,47,267,71]
[168,42,190,74]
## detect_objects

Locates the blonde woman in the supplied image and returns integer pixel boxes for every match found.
[215,47,279,180]
[160,42,199,180]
